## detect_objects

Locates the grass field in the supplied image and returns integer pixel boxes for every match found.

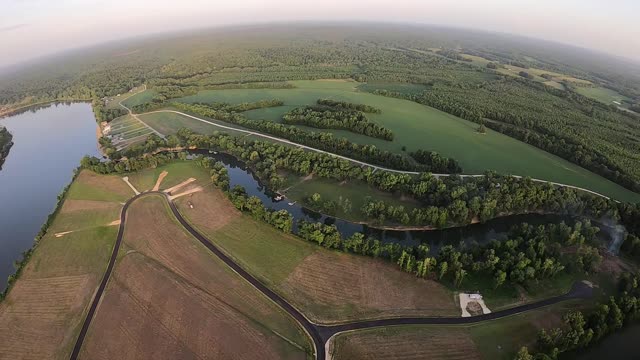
[331,325,481,360]
[469,300,585,359]
[126,160,211,192]
[576,86,631,105]
[130,80,640,201]
[331,300,583,360]
[280,172,419,223]
[80,195,311,360]
[166,162,459,323]
[0,170,126,359]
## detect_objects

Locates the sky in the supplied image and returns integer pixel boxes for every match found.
[1,0,639,67]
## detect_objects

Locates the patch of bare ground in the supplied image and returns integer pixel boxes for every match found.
[333,327,481,360]
[466,301,483,316]
[174,188,240,232]
[81,195,308,360]
[279,251,457,323]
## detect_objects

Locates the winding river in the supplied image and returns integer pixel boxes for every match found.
[0,103,100,290]
[189,150,611,251]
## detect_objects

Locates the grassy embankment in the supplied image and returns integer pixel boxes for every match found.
[127,80,640,202]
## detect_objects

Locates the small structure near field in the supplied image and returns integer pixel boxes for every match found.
[459,292,491,317]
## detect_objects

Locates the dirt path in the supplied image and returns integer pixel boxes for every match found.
[168,186,203,200]
[152,171,168,191]
[163,178,196,194]
[121,176,140,195]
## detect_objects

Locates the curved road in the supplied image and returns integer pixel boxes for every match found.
[70,192,593,360]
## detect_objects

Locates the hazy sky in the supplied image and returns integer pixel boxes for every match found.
[1,0,639,67]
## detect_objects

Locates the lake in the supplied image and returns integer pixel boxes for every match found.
[0,103,100,290]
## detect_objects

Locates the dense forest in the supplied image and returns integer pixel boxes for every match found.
[373,77,640,192]
[282,101,394,140]
[0,127,14,170]
[1,24,639,192]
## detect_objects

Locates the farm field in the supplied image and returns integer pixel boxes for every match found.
[0,170,129,359]
[331,325,481,360]
[576,86,631,105]
[330,300,581,360]
[130,80,640,202]
[80,195,311,360]
[172,172,459,323]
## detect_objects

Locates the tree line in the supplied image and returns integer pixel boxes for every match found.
[282,103,394,140]
[170,102,459,173]
[94,128,625,230]
[516,272,640,360]
[316,98,381,113]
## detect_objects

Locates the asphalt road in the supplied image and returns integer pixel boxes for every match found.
[70,192,593,360]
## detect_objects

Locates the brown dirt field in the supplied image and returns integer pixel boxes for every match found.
[0,274,96,360]
[279,252,457,323]
[174,188,240,233]
[60,199,120,213]
[333,327,481,360]
[80,195,308,360]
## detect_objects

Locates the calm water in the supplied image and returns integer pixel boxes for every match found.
[0,103,99,290]
[569,324,640,360]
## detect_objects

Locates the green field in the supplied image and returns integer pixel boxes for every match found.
[281,172,419,224]
[576,86,631,105]
[129,80,640,201]
[126,160,211,192]
[330,300,583,360]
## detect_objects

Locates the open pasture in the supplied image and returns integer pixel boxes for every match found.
[576,86,631,105]
[132,80,640,201]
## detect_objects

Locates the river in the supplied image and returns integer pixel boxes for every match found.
[190,150,610,251]
[569,323,640,360]
[0,103,100,290]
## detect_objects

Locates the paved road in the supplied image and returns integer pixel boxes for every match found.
[70,191,593,360]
